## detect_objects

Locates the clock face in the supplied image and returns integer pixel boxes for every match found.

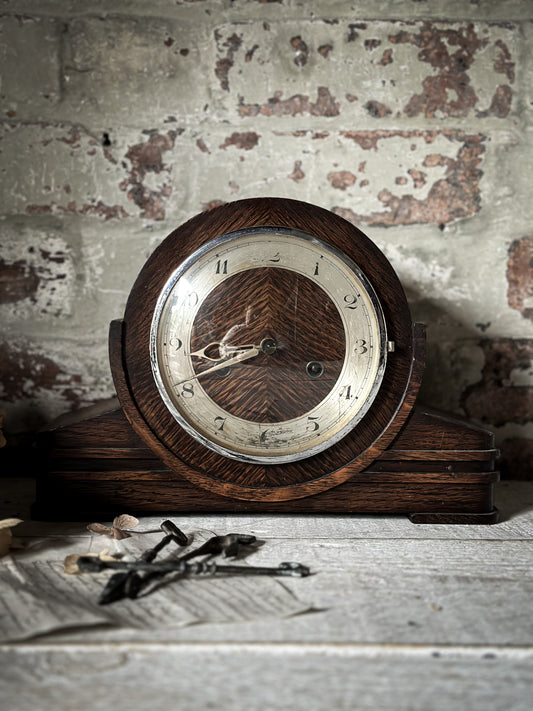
[150,227,388,464]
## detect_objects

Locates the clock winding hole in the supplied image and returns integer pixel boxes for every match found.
[306,361,325,379]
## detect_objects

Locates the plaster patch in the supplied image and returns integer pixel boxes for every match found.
[380,244,470,302]
[0,121,128,219]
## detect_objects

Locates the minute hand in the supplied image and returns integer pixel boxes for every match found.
[177,346,260,386]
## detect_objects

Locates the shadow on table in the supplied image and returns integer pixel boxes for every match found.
[493,480,533,523]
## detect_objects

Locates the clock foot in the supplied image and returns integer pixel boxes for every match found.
[408,508,499,525]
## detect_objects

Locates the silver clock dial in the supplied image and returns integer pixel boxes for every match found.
[150,228,387,463]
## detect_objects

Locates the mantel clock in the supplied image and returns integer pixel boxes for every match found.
[36,198,499,523]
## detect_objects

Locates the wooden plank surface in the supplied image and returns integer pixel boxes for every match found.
[1,478,532,710]
[2,645,532,711]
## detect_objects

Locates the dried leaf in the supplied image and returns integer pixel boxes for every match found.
[63,548,116,575]
[87,515,140,539]
[87,522,114,537]
[113,514,139,531]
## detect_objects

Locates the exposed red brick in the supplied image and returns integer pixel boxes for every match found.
[196,138,210,153]
[291,36,309,67]
[327,171,356,190]
[493,39,515,83]
[423,152,447,167]
[461,339,533,427]
[365,100,392,118]
[38,248,66,265]
[126,132,175,173]
[348,24,365,42]
[477,84,513,118]
[202,200,226,212]
[215,32,242,91]
[77,201,128,219]
[58,126,82,148]
[288,160,305,183]
[122,131,176,220]
[390,22,492,118]
[408,168,427,188]
[245,44,259,62]
[238,86,340,117]
[0,259,39,303]
[379,48,393,66]
[220,132,260,150]
[0,341,83,411]
[499,438,533,480]
[507,235,533,321]
[26,201,127,220]
[364,39,381,51]
[335,130,484,226]
[25,205,53,215]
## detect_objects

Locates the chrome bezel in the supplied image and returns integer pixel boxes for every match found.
[150,226,388,464]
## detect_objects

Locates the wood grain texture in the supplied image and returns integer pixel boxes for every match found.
[2,646,532,711]
[3,483,533,711]
[116,197,420,499]
[35,396,498,521]
[190,267,345,422]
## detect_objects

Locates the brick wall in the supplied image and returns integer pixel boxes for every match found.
[1,1,532,477]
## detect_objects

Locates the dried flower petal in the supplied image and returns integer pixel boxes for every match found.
[87,515,140,539]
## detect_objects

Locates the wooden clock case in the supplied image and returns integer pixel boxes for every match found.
[34,198,499,523]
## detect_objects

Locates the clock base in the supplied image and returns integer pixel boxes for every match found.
[408,510,499,525]
[33,399,499,523]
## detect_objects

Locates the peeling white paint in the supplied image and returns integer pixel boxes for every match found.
[380,244,472,303]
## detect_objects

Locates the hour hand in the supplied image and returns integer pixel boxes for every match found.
[187,342,227,362]
[177,345,260,386]
[187,342,260,362]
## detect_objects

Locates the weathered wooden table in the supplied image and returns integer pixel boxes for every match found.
[1,478,532,710]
